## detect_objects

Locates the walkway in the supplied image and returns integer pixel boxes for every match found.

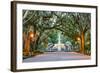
[23,52,90,62]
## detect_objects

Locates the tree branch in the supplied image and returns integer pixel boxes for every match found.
[23,10,29,20]
[23,12,35,25]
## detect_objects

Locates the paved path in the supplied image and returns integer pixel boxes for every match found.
[23,52,90,62]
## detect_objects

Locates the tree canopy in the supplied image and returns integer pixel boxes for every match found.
[23,10,91,55]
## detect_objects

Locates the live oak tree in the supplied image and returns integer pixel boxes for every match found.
[23,10,91,55]
[71,13,91,54]
[23,10,63,52]
[52,12,91,54]
[56,12,91,54]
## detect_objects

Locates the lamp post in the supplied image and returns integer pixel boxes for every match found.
[77,37,81,52]
[30,32,34,38]
[77,37,80,41]
[29,31,34,56]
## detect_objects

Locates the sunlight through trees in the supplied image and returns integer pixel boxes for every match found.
[23,10,91,57]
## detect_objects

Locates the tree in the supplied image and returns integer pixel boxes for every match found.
[56,12,91,54]
[23,10,91,55]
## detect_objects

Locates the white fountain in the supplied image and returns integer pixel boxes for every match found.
[58,32,61,51]
[51,32,66,52]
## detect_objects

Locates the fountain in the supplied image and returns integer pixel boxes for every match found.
[49,32,66,52]
[58,32,61,51]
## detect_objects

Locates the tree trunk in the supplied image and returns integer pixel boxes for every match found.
[35,36,40,50]
[23,37,30,56]
[80,32,85,54]
[44,37,48,48]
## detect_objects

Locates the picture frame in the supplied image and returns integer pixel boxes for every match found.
[11,1,98,72]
